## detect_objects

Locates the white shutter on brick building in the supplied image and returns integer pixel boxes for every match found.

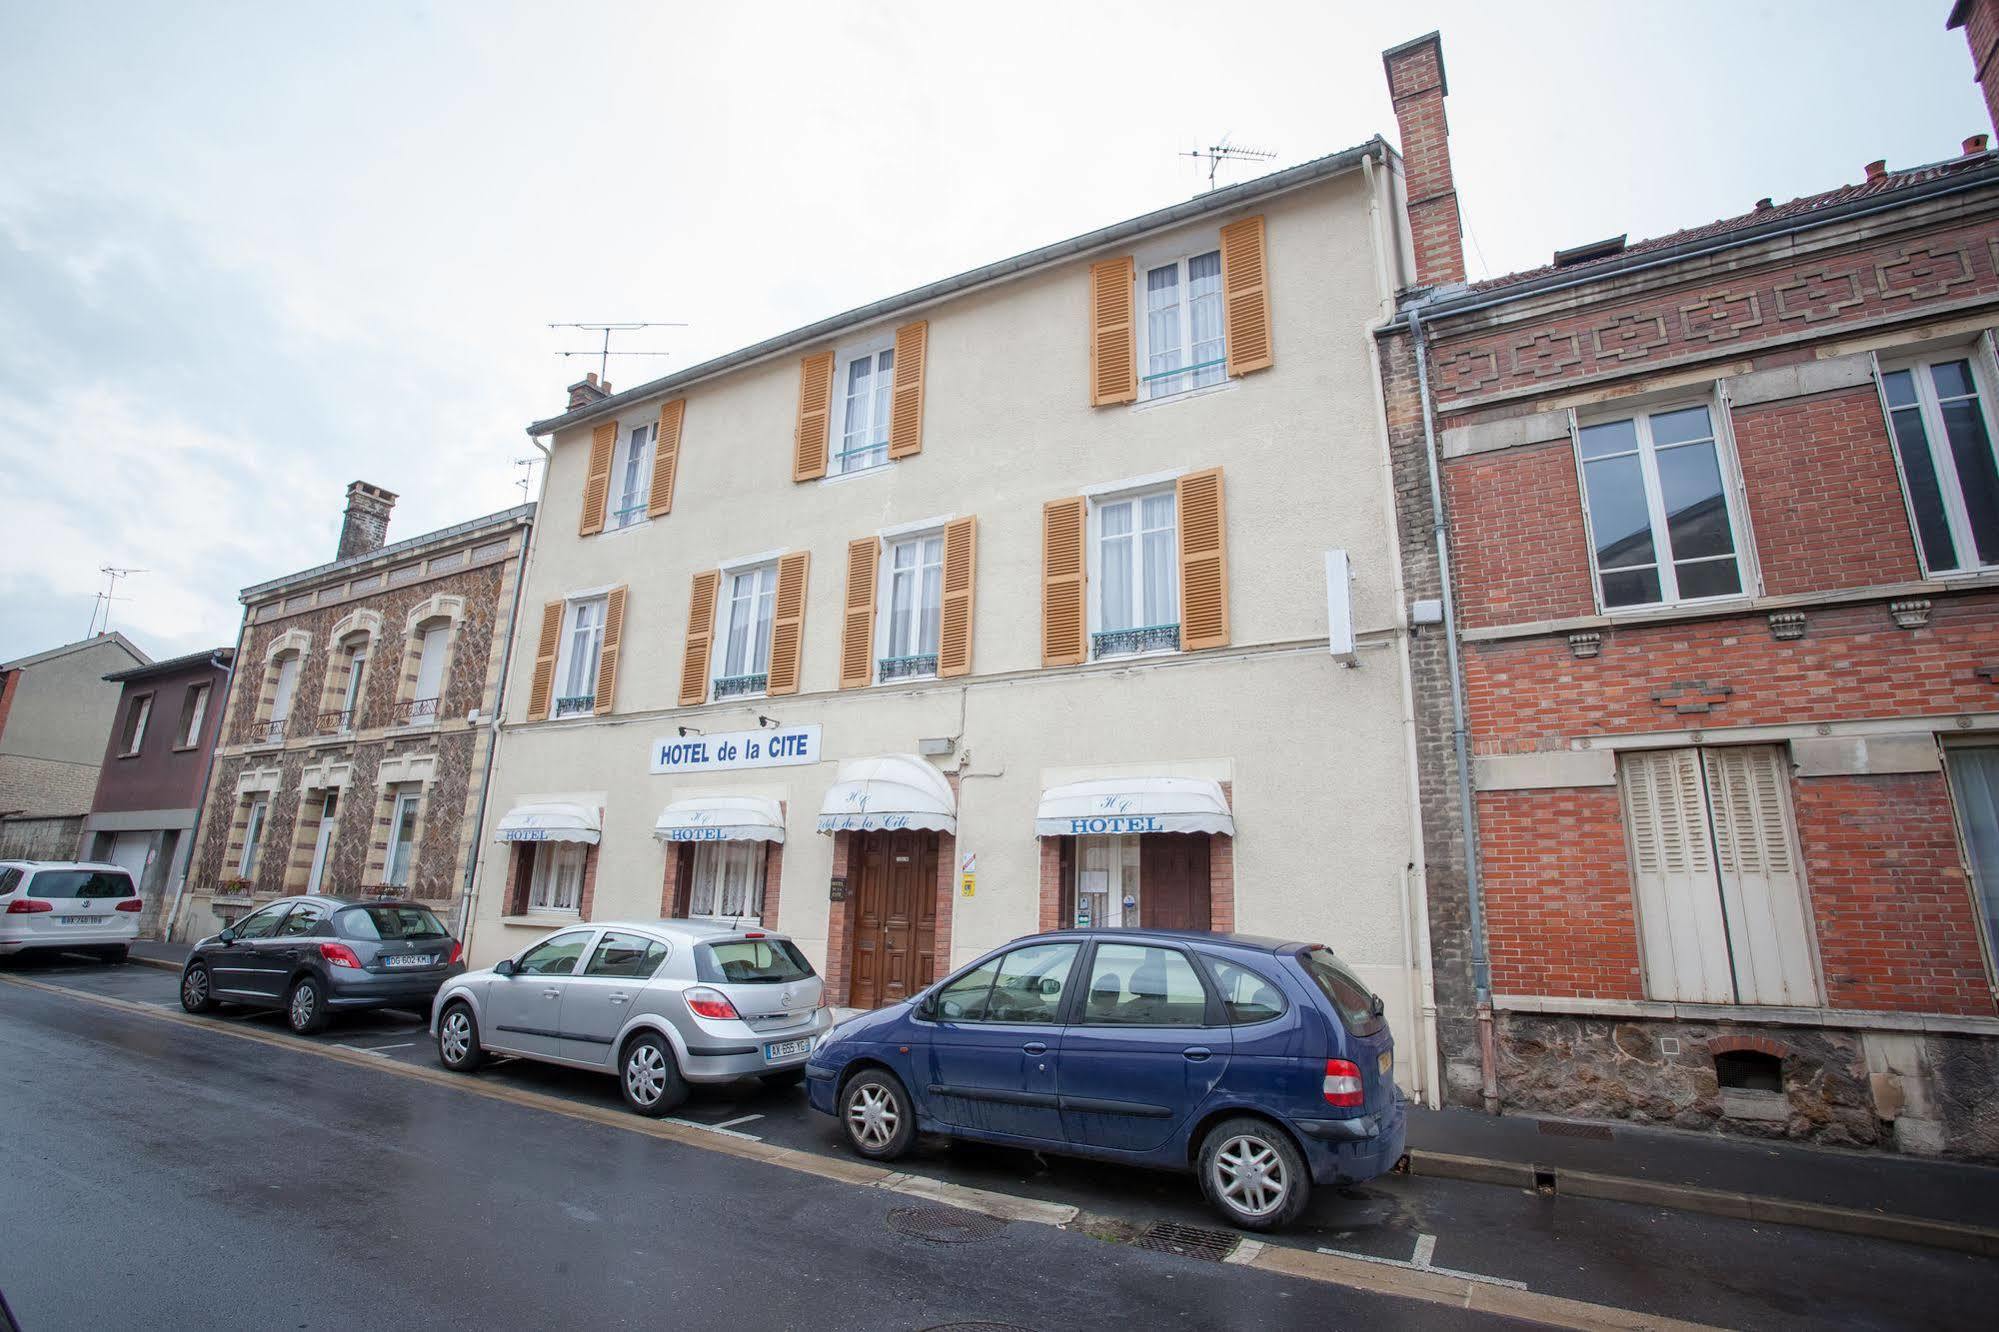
[1702,747,1820,1007]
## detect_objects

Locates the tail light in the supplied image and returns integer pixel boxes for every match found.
[742,931,766,939]
[684,986,740,1020]
[445,940,464,966]
[319,942,363,969]
[115,899,143,913]
[1323,1058,1365,1108]
[6,898,53,914]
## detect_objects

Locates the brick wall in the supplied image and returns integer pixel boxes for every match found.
[1794,771,1995,1016]
[1479,787,1644,999]
[1445,440,1597,629]
[1732,387,1922,596]
[825,832,855,1004]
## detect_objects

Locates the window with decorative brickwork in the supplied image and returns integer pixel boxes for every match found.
[1576,403,1746,610]
[1880,352,1999,576]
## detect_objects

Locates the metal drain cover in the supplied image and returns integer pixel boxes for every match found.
[1134,1221,1240,1262]
[1536,1119,1614,1141]
[887,1205,1007,1244]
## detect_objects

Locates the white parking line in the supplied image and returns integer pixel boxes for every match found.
[1316,1232,1527,1291]
[663,1116,763,1141]
[710,1114,764,1130]
[356,1041,416,1051]
[335,1044,393,1059]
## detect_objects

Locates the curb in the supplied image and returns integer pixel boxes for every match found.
[128,953,184,974]
[1407,1149,1999,1258]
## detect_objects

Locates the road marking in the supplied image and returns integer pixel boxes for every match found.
[356,1041,417,1051]
[2,970,1725,1332]
[335,1044,393,1058]
[663,1116,763,1141]
[1316,1231,1526,1290]
[710,1113,764,1130]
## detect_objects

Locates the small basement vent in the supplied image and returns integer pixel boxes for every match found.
[1536,1119,1614,1142]
[1134,1221,1240,1263]
[1715,1050,1783,1093]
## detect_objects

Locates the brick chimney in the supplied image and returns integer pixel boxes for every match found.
[1952,0,1999,134]
[1383,31,1466,289]
[337,481,397,561]
[567,371,612,411]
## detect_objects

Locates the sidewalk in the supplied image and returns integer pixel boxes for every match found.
[1406,1104,1999,1250]
[130,940,190,969]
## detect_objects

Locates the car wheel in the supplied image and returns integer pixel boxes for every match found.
[619,1033,688,1117]
[180,962,217,1014]
[839,1068,915,1162]
[286,976,329,1035]
[1197,1117,1312,1232]
[437,1001,485,1073]
[758,1067,806,1089]
[99,946,129,965]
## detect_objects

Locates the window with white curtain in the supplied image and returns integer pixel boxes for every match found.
[690,841,765,921]
[614,421,655,528]
[385,791,421,887]
[834,347,895,474]
[1140,250,1225,400]
[718,564,778,693]
[879,533,943,678]
[1946,747,1999,977]
[240,797,269,877]
[412,623,450,703]
[529,841,585,913]
[1881,355,1999,575]
[270,654,301,724]
[555,598,605,716]
[1092,489,1179,657]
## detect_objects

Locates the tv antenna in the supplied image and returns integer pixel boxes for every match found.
[1182,137,1277,192]
[548,321,688,381]
[513,456,541,504]
[87,566,145,637]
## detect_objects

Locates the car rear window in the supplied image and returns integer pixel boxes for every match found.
[27,869,135,899]
[340,905,449,941]
[696,938,814,985]
[1299,947,1384,1036]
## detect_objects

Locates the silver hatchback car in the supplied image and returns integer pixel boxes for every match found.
[430,919,831,1116]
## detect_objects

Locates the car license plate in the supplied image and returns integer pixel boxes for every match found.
[764,1037,813,1061]
[385,954,433,968]
[60,915,97,925]
[1378,1050,1393,1076]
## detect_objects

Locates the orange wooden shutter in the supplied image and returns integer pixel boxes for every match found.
[593,586,627,716]
[580,421,617,535]
[679,570,720,707]
[767,551,811,696]
[939,516,977,678]
[793,352,835,482]
[1177,467,1230,650]
[839,538,879,690]
[526,601,563,721]
[1088,257,1137,406]
[889,321,928,458]
[1042,497,1088,666]
[1219,215,1273,375]
[647,399,685,518]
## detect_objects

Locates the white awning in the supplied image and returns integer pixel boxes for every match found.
[817,754,957,834]
[653,795,786,844]
[1034,777,1235,837]
[493,801,601,845]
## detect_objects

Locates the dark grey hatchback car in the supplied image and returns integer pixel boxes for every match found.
[180,896,465,1034]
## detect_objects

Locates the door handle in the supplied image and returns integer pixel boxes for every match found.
[1021,1041,1048,1055]
[609,993,630,1005]
[541,988,561,999]
[1182,1046,1212,1062]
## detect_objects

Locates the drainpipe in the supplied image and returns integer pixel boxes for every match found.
[1406,302,1499,1114]
[164,626,248,943]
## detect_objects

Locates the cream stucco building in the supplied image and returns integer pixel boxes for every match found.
[468,140,1443,1099]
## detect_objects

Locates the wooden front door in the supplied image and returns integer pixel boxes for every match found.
[1139,833,1212,931]
[849,829,939,1008]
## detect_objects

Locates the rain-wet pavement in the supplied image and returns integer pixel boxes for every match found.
[6,952,1998,1330]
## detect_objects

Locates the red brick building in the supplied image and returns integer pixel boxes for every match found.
[1381,14,1999,1157]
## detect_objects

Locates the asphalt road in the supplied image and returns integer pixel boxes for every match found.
[6,954,1999,1330]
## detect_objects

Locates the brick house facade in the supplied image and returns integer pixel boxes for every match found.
[178,485,533,939]
[1380,17,1999,1157]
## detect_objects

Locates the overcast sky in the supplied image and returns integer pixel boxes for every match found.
[0,1,1986,664]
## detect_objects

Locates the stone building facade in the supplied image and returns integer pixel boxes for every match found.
[1379,16,1999,1157]
[178,484,533,939]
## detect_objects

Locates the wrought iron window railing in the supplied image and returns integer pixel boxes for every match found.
[611,503,648,528]
[316,708,353,735]
[712,673,767,700]
[1092,623,1181,658]
[877,654,938,682]
[553,694,596,718]
[254,717,289,745]
[391,696,440,725]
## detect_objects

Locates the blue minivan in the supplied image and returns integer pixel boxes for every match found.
[806,928,1405,1230]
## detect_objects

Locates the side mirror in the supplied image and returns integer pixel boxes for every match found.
[492,958,516,977]
[1369,994,1385,1017]
[1038,976,1062,997]
[218,927,237,944]
[915,992,937,1020]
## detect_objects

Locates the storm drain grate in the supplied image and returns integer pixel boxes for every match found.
[1134,1221,1240,1263]
[1536,1120,1615,1141]
[887,1205,1008,1244]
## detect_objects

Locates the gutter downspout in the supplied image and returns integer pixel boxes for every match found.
[459,441,549,958]
[1406,302,1499,1114]
[164,630,246,943]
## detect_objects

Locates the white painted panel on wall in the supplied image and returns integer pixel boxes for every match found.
[1325,549,1354,658]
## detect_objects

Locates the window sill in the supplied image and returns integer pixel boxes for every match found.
[172,743,201,754]
[117,751,141,760]
[820,461,892,487]
[1129,376,1238,413]
[598,517,653,540]
[501,912,581,926]
[1600,594,1753,624]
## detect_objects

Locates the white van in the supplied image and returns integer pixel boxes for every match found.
[0,861,142,962]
